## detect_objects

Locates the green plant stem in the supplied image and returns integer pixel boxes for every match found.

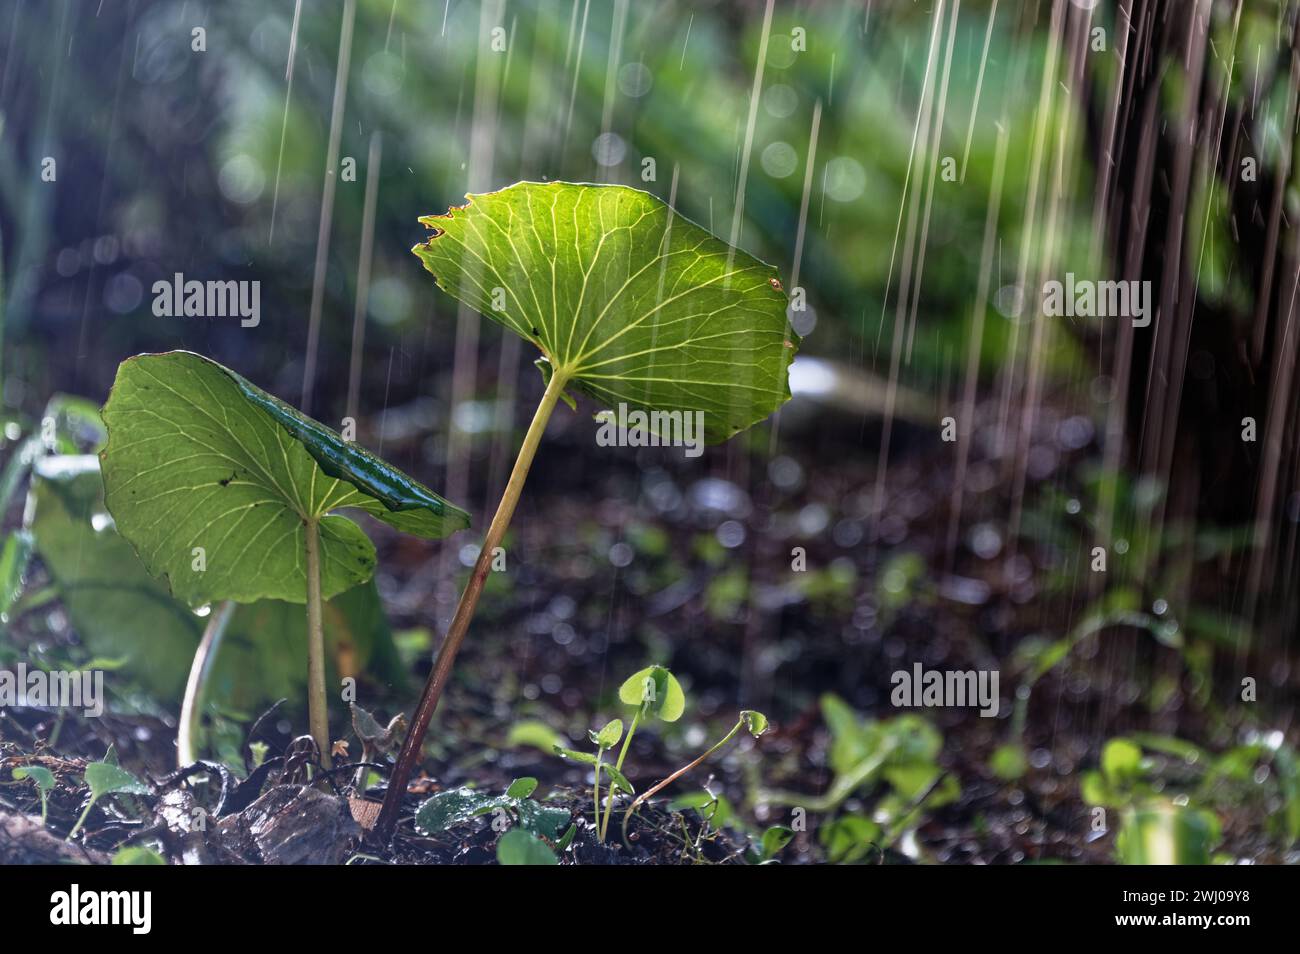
[376,368,570,840]
[600,707,642,841]
[622,718,746,847]
[66,795,99,842]
[304,518,331,770]
[614,707,641,773]
[177,599,235,767]
[593,746,605,839]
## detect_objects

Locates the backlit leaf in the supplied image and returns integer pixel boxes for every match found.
[12,765,55,794]
[100,351,468,606]
[412,181,798,444]
[506,777,539,799]
[84,761,147,799]
[594,718,623,749]
[618,665,685,722]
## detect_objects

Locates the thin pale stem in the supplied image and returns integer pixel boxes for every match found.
[178,600,236,767]
[376,368,570,840]
[622,719,744,846]
[593,747,605,839]
[598,776,617,842]
[304,518,331,770]
[603,712,644,837]
[601,710,640,843]
[66,795,98,842]
[614,707,641,774]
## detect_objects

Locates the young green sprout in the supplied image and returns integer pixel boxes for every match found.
[67,760,147,842]
[377,181,798,839]
[601,665,684,841]
[11,765,55,826]
[550,665,686,842]
[591,719,623,838]
[553,718,632,844]
[622,709,769,846]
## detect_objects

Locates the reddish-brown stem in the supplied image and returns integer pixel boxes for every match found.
[375,369,568,841]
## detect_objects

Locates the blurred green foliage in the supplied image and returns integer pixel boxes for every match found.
[0,0,1097,414]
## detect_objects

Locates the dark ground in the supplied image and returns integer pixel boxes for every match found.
[1,364,1294,864]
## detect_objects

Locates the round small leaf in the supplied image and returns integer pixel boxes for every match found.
[12,765,55,794]
[594,718,623,749]
[505,777,539,800]
[742,710,769,738]
[497,829,558,866]
[618,665,685,722]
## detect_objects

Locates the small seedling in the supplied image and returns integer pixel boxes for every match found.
[622,709,769,845]
[552,664,685,842]
[99,351,468,767]
[552,717,630,843]
[11,765,55,825]
[68,759,147,841]
[613,665,686,775]
[378,181,799,837]
[589,718,622,838]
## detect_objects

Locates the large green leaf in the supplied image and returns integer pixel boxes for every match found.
[412,181,798,443]
[99,351,468,605]
[26,455,406,707]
